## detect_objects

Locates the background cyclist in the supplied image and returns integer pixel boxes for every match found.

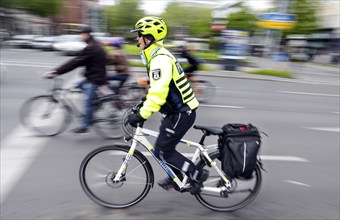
[174,44,201,78]
[44,26,107,134]
[105,38,130,94]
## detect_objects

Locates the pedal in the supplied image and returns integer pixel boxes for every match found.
[158,178,173,191]
[158,182,173,191]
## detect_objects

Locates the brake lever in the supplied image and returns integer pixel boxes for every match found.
[124,135,132,142]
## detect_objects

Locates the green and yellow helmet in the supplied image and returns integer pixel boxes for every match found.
[131,16,167,41]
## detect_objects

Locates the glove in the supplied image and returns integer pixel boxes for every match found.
[128,111,145,127]
[43,70,57,79]
[135,96,146,110]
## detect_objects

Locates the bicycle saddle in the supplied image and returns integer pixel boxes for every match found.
[193,125,224,136]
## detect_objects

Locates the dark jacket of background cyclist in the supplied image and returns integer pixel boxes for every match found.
[54,37,107,85]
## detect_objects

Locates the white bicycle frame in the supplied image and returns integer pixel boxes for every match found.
[113,126,232,193]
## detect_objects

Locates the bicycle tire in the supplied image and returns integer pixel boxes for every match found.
[91,98,125,139]
[192,80,215,103]
[121,83,146,102]
[195,151,262,212]
[79,145,154,208]
[19,95,72,136]
[129,85,146,101]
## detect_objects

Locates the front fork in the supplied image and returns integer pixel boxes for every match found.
[113,129,141,182]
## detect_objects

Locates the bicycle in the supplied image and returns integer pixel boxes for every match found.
[109,78,146,103]
[19,78,137,139]
[79,108,264,211]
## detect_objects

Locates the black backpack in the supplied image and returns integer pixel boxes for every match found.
[218,123,261,180]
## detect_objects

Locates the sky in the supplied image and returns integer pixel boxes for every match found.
[99,0,273,15]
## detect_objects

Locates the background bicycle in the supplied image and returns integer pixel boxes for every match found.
[79,108,263,211]
[19,78,137,139]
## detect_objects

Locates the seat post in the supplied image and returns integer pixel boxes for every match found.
[199,132,209,146]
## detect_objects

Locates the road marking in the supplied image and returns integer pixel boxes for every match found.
[284,180,312,187]
[259,155,309,162]
[0,75,81,204]
[0,126,49,204]
[1,62,56,68]
[304,127,340,132]
[200,104,245,109]
[331,111,340,114]
[2,60,60,65]
[279,90,340,98]
[141,151,309,162]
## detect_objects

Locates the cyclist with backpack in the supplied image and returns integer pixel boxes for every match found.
[105,38,130,94]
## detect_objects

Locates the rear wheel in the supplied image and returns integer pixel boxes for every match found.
[91,98,125,139]
[19,95,71,136]
[195,151,262,211]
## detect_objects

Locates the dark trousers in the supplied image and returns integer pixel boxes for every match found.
[76,79,99,128]
[154,110,198,180]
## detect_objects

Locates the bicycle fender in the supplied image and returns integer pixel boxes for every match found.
[113,143,155,188]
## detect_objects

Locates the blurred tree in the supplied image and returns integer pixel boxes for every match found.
[104,0,144,36]
[0,0,63,17]
[0,0,21,8]
[283,0,319,37]
[21,0,63,17]
[226,4,258,35]
[161,2,212,38]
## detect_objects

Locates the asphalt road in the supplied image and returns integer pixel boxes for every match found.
[1,48,339,220]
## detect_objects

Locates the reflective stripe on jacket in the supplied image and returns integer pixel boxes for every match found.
[139,45,199,119]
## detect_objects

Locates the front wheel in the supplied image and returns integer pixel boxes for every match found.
[121,83,146,103]
[19,95,71,136]
[195,151,262,212]
[79,145,154,208]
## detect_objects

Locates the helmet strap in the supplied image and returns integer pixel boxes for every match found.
[142,34,155,50]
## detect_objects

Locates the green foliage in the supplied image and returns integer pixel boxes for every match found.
[104,0,144,35]
[246,69,294,78]
[123,44,139,55]
[23,0,63,17]
[0,0,21,7]
[161,1,212,38]
[1,0,63,17]
[226,4,258,35]
[283,0,319,37]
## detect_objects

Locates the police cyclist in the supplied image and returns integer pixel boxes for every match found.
[127,16,209,194]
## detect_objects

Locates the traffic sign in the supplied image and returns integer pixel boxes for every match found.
[258,13,296,22]
[257,12,296,30]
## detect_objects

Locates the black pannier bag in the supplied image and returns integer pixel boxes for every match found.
[218,123,261,180]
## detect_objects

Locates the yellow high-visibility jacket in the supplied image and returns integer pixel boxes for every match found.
[139,43,199,120]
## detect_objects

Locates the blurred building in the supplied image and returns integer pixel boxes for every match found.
[0,8,50,35]
[0,0,105,35]
[317,1,340,63]
[52,0,105,34]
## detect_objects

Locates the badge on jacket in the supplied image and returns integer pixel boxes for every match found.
[151,69,161,80]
